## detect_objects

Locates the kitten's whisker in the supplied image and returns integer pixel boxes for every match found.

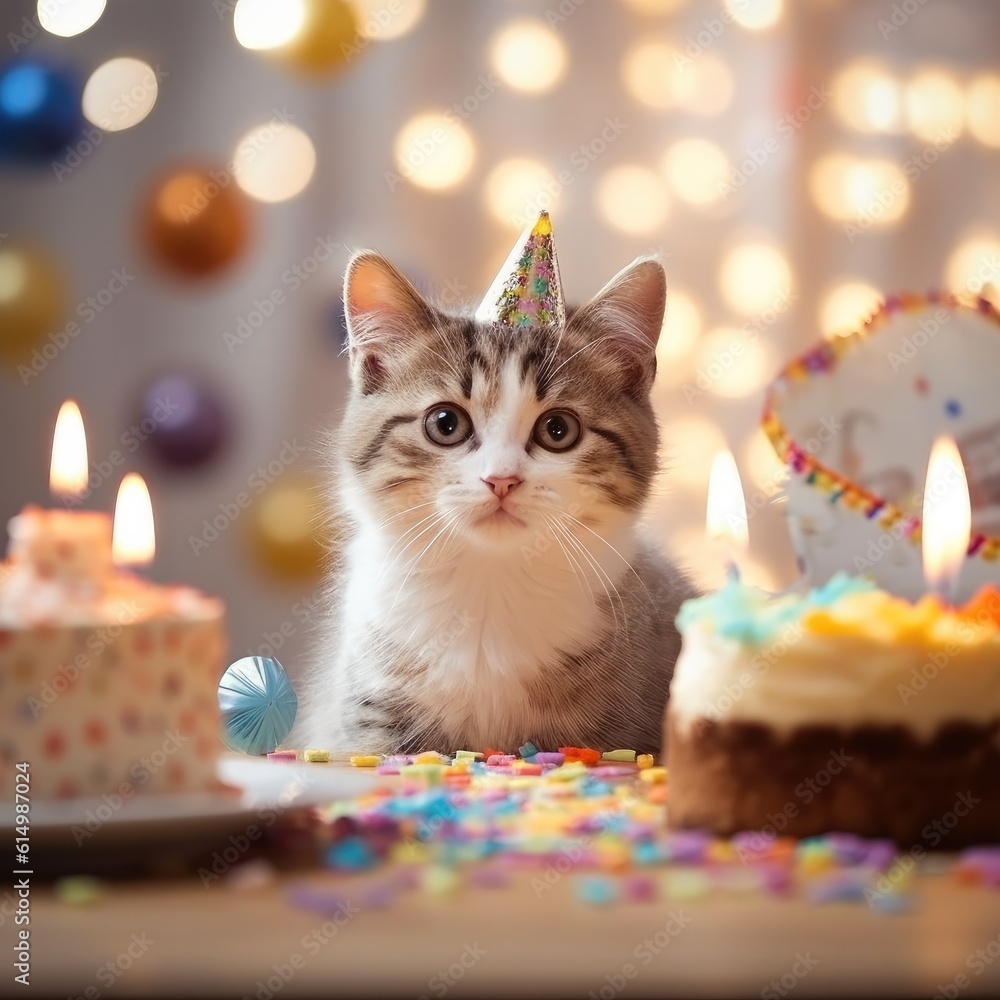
[377,501,438,527]
[555,514,632,640]
[551,517,623,635]
[378,510,449,579]
[557,510,654,606]
[541,515,590,602]
[391,510,459,610]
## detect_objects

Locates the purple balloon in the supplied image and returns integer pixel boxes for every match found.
[140,374,229,467]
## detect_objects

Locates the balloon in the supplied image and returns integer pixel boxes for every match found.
[0,58,84,164]
[272,0,359,77]
[140,373,230,467]
[218,656,298,755]
[140,166,252,277]
[248,474,327,580]
[0,243,69,368]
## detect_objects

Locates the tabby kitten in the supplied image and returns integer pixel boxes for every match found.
[294,228,696,754]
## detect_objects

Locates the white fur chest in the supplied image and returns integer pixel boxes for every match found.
[342,525,608,683]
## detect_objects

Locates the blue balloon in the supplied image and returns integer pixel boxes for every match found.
[218,656,298,756]
[0,59,84,165]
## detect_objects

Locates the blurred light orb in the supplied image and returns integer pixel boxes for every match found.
[37,0,106,37]
[946,233,1000,294]
[657,289,701,364]
[249,476,327,580]
[676,53,733,115]
[696,326,772,398]
[595,165,669,234]
[832,60,902,133]
[353,0,425,40]
[719,243,793,316]
[622,42,679,110]
[0,59,84,163]
[724,0,782,30]
[142,166,253,278]
[619,0,688,13]
[819,280,882,338]
[0,243,68,367]
[141,373,230,468]
[809,154,909,225]
[661,138,729,206]
[490,19,567,94]
[742,428,786,490]
[967,75,1000,148]
[233,0,306,50]
[233,122,316,203]
[82,58,158,132]
[484,158,558,229]
[904,68,964,142]
[270,0,359,76]
[662,416,726,488]
[393,112,475,190]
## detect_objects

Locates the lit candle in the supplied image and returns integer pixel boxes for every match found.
[49,400,89,503]
[112,473,155,568]
[921,435,971,607]
[706,448,749,583]
[4,401,112,595]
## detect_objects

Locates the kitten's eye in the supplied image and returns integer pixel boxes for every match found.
[533,409,582,452]
[423,404,473,447]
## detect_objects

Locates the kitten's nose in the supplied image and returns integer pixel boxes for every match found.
[482,475,523,499]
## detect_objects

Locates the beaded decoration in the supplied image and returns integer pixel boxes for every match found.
[762,290,1000,563]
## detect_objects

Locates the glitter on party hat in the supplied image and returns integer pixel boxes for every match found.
[218,655,298,756]
[475,211,565,329]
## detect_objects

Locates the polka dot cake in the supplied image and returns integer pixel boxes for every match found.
[0,507,227,800]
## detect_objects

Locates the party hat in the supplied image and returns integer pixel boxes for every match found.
[475,211,565,329]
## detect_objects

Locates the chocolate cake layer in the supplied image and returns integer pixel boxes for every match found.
[666,714,1000,847]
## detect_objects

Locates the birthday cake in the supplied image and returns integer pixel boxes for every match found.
[665,575,1000,846]
[0,507,226,800]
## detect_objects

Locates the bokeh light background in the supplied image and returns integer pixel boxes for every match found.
[1,0,998,681]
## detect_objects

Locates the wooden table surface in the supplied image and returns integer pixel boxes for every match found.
[20,764,1000,999]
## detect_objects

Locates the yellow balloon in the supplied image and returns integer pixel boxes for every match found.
[0,244,69,368]
[249,475,328,580]
[273,0,360,76]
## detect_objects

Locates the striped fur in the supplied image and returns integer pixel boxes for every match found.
[292,253,697,754]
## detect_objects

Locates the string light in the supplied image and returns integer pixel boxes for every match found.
[905,68,964,142]
[724,0,783,30]
[353,0,425,40]
[719,243,793,315]
[661,139,730,206]
[657,289,702,364]
[490,19,567,94]
[832,60,902,133]
[809,154,909,225]
[83,58,159,132]
[946,233,1000,294]
[393,113,475,190]
[233,0,306,50]
[37,0,105,37]
[484,158,558,228]
[819,281,882,338]
[596,165,669,234]
[696,327,773,398]
[233,123,317,203]
[967,74,1000,148]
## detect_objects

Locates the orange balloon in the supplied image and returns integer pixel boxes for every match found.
[0,243,69,369]
[272,0,359,77]
[141,166,252,278]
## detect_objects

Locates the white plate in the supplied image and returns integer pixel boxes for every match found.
[0,755,377,851]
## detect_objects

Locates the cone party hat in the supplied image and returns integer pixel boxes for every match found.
[475,211,565,329]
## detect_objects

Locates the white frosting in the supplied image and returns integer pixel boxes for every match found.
[669,621,1000,738]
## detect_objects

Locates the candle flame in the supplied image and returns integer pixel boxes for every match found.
[706,448,749,551]
[113,473,155,567]
[921,435,970,602]
[50,400,89,499]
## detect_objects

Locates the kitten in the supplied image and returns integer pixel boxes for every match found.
[294,227,697,755]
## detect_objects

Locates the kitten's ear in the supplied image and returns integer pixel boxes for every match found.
[343,251,435,393]
[567,257,666,395]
